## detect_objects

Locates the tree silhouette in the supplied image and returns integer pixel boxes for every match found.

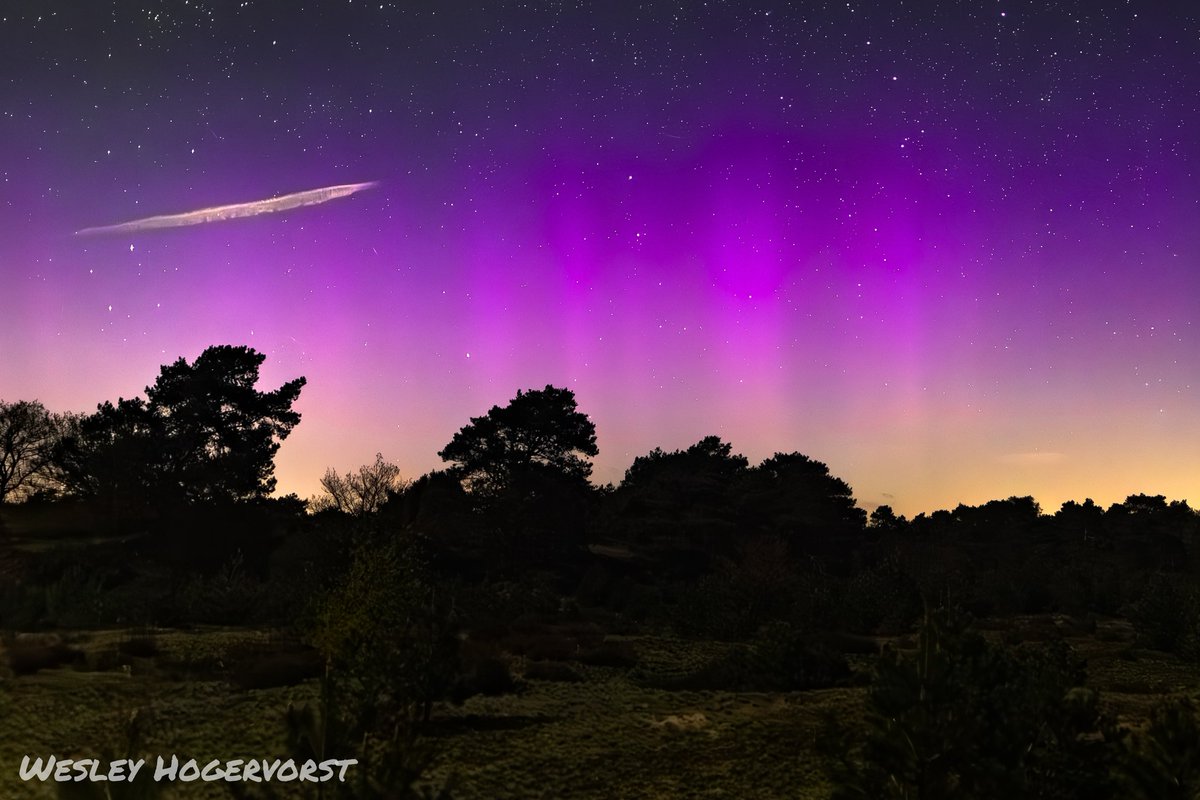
[55,397,161,514]
[740,452,867,551]
[1053,498,1106,544]
[145,345,305,501]
[316,453,407,516]
[609,436,749,566]
[438,385,597,497]
[1105,494,1194,570]
[0,400,76,503]
[622,435,749,493]
[57,345,305,509]
[867,504,905,533]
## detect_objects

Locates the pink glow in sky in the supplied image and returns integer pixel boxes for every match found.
[2,2,1197,517]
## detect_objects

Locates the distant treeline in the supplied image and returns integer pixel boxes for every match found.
[3,345,1200,800]
[0,344,1197,650]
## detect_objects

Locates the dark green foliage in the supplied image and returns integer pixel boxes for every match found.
[452,572,564,631]
[1105,495,1195,570]
[670,571,762,640]
[839,555,922,634]
[523,660,584,682]
[55,708,163,800]
[4,633,84,675]
[971,559,1056,615]
[228,669,453,800]
[384,471,487,564]
[608,436,748,565]
[1129,573,1200,659]
[485,462,595,570]
[116,633,159,659]
[55,346,304,513]
[953,496,1042,540]
[311,539,459,728]
[227,639,324,690]
[669,534,813,640]
[53,396,160,519]
[1121,697,1200,800]
[605,441,869,585]
[575,639,639,668]
[636,623,849,692]
[868,504,906,533]
[438,385,597,498]
[261,511,357,625]
[741,621,851,691]
[41,563,111,628]
[141,345,305,502]
[1049,561,1125,617]
[171,550,264,625]
[1054,499,1107,543]
[436,387,598,572]
[267,539,458,799]
[824,609,1123,800]
[738,451,867,556]
[456,655,516,698]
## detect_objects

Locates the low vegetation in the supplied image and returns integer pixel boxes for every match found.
[2,350,1199,797]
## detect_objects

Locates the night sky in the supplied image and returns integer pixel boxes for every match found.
[2,1,1197,517]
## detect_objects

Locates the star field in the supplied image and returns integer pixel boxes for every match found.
[1,1,1197,515]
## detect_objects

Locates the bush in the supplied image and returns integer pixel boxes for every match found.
[823,609,1123,799]
[42,563,110,628]
[311,538,461,727]
[748,621,852,690]
[0,580,43,629]
[669,572,759,640]
[1129,573,1200,659]
[227,641,324,690]
[523,660,583,683]
[636,623,849,692]
[453,573,564,631]
[117,633,160,659]
[1121,696,1200,799]
[171,551,264,625]
[455,655,516,699]
[576,639,638,668]
[5,634,84,675]
[839,556,921,635]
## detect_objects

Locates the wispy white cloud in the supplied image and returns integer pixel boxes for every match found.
[75,181,379,236]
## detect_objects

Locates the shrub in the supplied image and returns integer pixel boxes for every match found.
[171,551,264,625]
[310,538,461,727]
[1121,696,1200,799]
[455,655,516,699]
[635,623,848,692]
[0,580,43,629]
[42,564,110,628]
[523,660,584,683]
[117,633,160,659]
[748,621,851,690]
[576,639,638,668]
[6,636,84,675]
[670,572,759,640]
[1129,573,1200,659]
[822,609,1124,799]
[227,641,324,691]
[839,556,921,635]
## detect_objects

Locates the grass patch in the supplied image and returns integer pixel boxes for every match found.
[0,618,1197,799]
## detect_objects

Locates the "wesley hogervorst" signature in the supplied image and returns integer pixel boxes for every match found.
[20,755,358,783]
